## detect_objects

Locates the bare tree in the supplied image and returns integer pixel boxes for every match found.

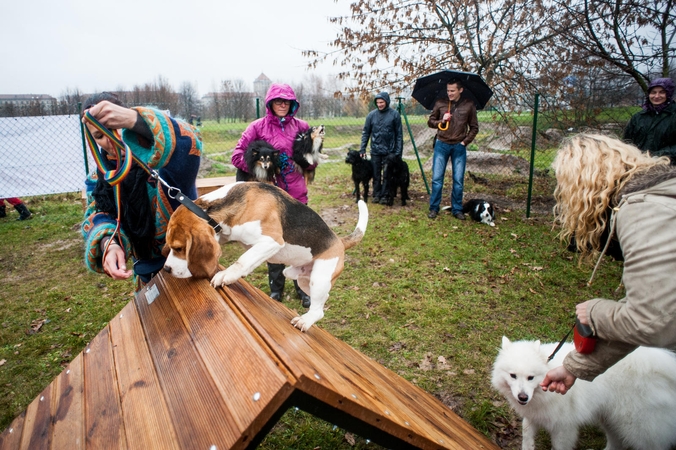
[555,0,675,93]
[306,0,673,111]
[178,81,199,121]
[58,88,84,115]
[220,79,254,122]
[305,0,566,109]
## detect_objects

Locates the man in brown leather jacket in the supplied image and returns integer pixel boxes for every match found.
[426,80,479,220]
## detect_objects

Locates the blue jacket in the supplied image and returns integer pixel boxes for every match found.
[359,92,403,157]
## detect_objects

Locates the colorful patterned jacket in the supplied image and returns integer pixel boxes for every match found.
[81,107,202,287]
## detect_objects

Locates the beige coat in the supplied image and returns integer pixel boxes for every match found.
[564,172,676,380]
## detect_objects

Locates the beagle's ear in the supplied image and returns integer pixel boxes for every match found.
[161,244,170,257]
[187,225,222,279]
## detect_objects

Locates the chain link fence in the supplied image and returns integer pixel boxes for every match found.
[0,94,638,216]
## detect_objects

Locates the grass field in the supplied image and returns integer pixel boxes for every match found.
[0,164,622,449]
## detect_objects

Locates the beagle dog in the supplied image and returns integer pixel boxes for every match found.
[163,181,368,332]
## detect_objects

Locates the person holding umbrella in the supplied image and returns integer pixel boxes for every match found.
[426,80,479,220]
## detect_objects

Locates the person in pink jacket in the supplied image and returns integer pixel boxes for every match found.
[231,83,312,307]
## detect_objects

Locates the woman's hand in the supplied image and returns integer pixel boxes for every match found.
[576,301,590,325]
[540,365,577,394]
[102,240,133,280]
[85,101,138,130]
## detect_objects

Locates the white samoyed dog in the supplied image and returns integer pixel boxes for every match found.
[491,337,676,450]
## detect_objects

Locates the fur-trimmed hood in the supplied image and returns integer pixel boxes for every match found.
[618,165,676,199]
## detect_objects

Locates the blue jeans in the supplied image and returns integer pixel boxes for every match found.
[429,141,466,214]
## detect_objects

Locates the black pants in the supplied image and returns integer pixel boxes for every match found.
[268,262,306,296]
[371,153,384,199]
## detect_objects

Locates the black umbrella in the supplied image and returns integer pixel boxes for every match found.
[411,70,493,110]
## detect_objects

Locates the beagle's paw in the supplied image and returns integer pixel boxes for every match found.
[210,267,241,287]
[290,310,324,332]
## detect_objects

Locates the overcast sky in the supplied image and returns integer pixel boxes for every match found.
[1,0,350,98]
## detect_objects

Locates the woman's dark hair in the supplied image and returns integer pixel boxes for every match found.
[81,92,125,116]
[85,91,156,260]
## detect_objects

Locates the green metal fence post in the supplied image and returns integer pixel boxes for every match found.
[397,97,430,195]
[78,101,89,175]
[256,98,261,119]
[526,93,540,218]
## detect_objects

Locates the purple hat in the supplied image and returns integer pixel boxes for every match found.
[647,78,675,98]
[643,78,675,112]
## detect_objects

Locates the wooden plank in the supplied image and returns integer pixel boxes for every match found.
[108,302,180,450]
[83,326,127,449]
[17,383,52,450]
[158,275,295,448]
[223,282,406,403]
[224,282,435,445]
[219,282,384,410]
[195,176,235,196]
[224,280,499,450]
[51,353,85,450]
[134,276,242,449]
[0,411,25,450]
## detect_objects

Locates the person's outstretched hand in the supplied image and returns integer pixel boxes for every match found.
[540,365,577,395]
[85,100,137,130]
[102,243,133,280]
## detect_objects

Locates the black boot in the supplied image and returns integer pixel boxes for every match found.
[14,203,31,220]
[268,263,285,301]
[294,280,311,308]
[0,205,5,218]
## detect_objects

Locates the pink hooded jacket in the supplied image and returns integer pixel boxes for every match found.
[231,83,311,204]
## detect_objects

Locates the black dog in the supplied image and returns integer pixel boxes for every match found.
[345,150,373,203]
[292,125,325,184]
[236,140,280,183]
[462,199,496,226]
[382,153,410,206]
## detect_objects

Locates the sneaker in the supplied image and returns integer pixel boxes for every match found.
[379,197,388,205]
[453,212,466,221]
[428,210,438,219]
[373,197,381,203]
[270,291,284,302]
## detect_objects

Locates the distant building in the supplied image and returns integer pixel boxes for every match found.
[0,94,58,115]
[253,73,272,99]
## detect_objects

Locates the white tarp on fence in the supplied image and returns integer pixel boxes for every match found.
[0,115,94,198]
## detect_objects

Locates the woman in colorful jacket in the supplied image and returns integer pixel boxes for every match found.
[624,77,676,164]
[541,133,676,394]
[81,92,202,290]
[231,83,312,308]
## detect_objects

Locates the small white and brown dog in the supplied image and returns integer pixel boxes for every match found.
[162,181,368,332]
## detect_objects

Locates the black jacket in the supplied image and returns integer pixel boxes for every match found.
[624,102,676,161]
[359,92,404,157]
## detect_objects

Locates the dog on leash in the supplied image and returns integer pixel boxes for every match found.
[162,182,368,332]
[382,153,410,206]
[236,140,280,183]
[492,337,676,450]
[345,150,374,203]
[462,199,496,226]
[292,125,326,184]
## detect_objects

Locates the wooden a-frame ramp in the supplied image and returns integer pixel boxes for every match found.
[0,271,498,450]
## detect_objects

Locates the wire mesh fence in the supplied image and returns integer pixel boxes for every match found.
[0,95,638,216]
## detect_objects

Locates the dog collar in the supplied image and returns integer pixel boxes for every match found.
[174,192,222,233]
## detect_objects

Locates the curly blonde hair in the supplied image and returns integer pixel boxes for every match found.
[553,133,670,261]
